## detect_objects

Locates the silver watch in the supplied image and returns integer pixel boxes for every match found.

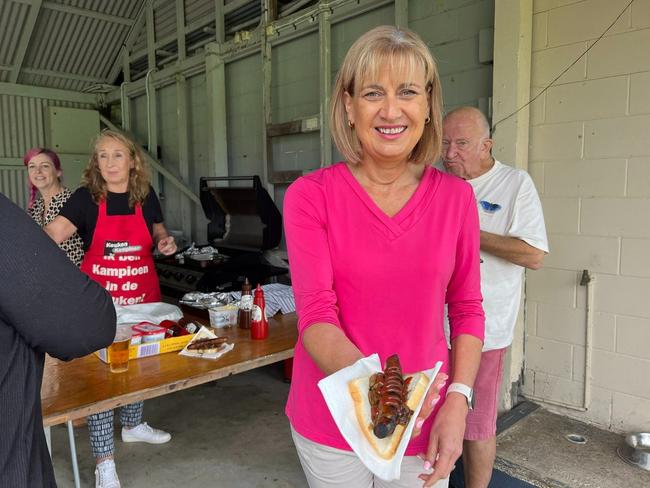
[446,382,474,410]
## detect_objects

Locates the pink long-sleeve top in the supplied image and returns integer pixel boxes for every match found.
[283,162,484,455]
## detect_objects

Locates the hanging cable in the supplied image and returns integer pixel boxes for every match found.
[492,0,635,133]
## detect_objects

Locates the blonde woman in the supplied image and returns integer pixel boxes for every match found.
[283,26,485,487]
[46,129,177,488]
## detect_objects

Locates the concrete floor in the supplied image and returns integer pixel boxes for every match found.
[495,407,650,488]
[50,364,650,488]
[51,363,307,487]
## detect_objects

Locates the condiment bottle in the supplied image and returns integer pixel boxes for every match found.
[237,278,253,329]
[250,284,269,340]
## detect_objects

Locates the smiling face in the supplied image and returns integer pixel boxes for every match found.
[344,66,429,167]
[95,136,134,192]
[27,153,61,194]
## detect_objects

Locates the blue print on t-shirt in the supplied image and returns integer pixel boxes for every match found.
[479,200,501,213]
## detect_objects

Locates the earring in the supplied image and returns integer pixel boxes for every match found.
[425,115,431,124]
[348,120,354,128]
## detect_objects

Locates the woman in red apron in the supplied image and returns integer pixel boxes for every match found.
[46,129,177,488]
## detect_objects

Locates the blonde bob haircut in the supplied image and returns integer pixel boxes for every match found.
[82,129,151,207]
[330,25,443,165]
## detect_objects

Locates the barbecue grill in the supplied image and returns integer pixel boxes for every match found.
[156,176,288,298]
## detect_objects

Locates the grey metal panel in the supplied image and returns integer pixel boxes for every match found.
[0,94,93,158]
[0,94,45,158]
[0,2,29,66]
[226,54,264,178]
[271,33,319,122]
[186,72,209,242]
[155,82,183,236]
[0,166,29,209]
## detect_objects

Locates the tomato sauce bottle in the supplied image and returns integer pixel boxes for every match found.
[250,284,269,340]
[237,278,252,329]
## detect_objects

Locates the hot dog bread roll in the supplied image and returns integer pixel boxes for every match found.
[348,371,429,460]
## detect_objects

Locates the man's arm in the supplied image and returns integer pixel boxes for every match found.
[0,194,116,360]
[480,231,545,270]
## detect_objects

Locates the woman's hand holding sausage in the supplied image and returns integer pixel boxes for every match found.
[157,235,177,255]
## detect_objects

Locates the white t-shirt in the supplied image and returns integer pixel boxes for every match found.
[444,160,549,351]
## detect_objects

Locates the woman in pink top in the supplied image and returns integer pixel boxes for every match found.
[284,26,485,488]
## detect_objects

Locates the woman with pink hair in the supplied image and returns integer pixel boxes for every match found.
[24,147,84,265]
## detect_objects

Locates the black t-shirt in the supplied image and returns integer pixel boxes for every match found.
[59,186,164,250]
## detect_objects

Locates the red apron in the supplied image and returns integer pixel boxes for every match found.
[80,200,161,305]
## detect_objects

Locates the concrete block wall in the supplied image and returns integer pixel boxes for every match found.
[524,0,650,432]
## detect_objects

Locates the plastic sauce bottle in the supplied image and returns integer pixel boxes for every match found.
[237,278,252,329]
[250,284,269,340]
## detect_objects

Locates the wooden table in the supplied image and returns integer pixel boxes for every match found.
[41,312,297,487]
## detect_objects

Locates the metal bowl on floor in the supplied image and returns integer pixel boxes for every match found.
[617,433,650,471]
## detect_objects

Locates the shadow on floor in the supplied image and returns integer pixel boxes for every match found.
[449,458,537,488]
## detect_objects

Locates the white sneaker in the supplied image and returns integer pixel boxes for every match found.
[95,459,120,488]
[121,422,171,444]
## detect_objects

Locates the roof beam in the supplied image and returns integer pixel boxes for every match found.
[10,0,42,83]
[21,67,105,84]
[107,2,148,84]
[0,82,97,104]
[42,2,134,26]
[176,0,186,60]
[146,1,156,70]
[215,0,225,43]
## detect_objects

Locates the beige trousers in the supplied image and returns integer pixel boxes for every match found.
[291,428,449,488]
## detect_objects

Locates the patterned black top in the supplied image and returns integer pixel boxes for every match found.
[28,188,85,266]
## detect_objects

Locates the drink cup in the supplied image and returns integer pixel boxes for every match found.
[109,329,131,373]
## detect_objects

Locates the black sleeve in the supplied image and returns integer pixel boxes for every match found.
[59,187,95,238]
[144,186,164,225]
[0,193,116,360]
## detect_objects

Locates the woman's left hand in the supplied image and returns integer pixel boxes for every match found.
[417,394,468,487]
[157,235,177,255]
[411,372,447,439]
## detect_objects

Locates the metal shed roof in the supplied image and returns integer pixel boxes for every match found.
[0,0,318,92]
[0,0,145,91]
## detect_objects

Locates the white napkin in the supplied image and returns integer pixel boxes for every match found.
[318,354,443,481]
[114,302,183,326]
[179,326,234,360]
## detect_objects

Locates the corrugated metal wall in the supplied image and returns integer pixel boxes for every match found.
[0,94,93,158]
[0,94,94,207]
[0,166,28,209]
[0,1,30,83]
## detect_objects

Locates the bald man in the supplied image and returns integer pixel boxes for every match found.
[440,107,549,488]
